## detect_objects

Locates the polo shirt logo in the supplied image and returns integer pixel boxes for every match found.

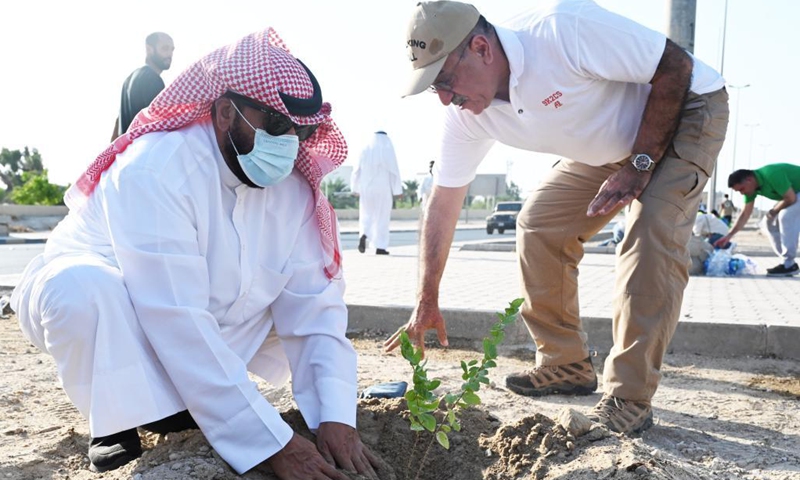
[541,91,563,109]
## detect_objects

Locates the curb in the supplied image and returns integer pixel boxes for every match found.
[460,240,776,257]
[345,304,800,361]
[340,226,486,236]
[0,237,47,245]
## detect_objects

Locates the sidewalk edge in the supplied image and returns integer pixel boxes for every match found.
[346,304,798,360]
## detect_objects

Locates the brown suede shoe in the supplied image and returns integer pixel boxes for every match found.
[505,357,597,397]
[588,394,654,434]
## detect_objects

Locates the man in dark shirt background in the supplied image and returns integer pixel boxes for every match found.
[111,32,175,140]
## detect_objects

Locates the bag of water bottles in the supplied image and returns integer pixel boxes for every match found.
[704,248,758,277]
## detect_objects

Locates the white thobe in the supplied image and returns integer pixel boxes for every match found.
[350,133,403,250]
[419,174,433,210]
[11,120,357,474]
[693,213,729,238]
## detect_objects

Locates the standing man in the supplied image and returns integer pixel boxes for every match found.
[694,210,730,248]
[715,164,800,276]
[351,131,403,255]
[111,32,175,141]
[719,194,735,225]
[419,160,435,211]
[12,28,377,479]
[386,0,729,435]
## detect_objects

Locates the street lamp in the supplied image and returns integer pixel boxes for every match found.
[744,122,760,169]
[708,0,730,211]
[728,83,750,176]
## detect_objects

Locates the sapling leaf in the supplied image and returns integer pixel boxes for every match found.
[485,342,497,359]
[462,391,481,405]
[444,394,458,406]
[410,421,425,432]
[436,431,450,449]
[468,359,478,366]
[400,339,414,363]
[484,360,497,368]
[447,409,456,424]
[460,360,467,372]
[440,424,451,433]
[419,413,436,432]
[428,379,441,390]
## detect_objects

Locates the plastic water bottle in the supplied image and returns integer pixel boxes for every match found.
[727,258,745,276]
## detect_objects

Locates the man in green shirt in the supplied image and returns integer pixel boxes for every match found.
[715,163,800,276]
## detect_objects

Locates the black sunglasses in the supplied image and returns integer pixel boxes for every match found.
[243,101,320,141]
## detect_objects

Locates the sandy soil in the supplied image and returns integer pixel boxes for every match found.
[1,295,799,480]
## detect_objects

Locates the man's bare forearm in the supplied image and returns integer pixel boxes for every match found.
[417,185,468,306]
[633,39,694,162]
[728,202,754,237]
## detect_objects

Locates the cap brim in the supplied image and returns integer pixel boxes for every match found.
[401,56,448,98]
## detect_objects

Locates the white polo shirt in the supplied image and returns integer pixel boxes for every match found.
[436,0,725,188]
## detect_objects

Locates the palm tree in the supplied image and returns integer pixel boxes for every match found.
[403,179,419,207]
[321,177,357,209]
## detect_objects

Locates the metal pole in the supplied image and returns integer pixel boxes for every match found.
[666,0,697,53]
[708,0,729,214]
[728,84,750,176]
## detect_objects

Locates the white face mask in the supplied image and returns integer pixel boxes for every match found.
[228,101,299,187]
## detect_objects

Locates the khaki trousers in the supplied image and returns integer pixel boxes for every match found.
[517,88,729,401]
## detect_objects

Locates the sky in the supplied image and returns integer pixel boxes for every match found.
[1,0,798,211]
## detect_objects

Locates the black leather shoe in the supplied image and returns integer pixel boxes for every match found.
[88,428,142,473]
[140,410,198,434]
[376,248,390,255]
[358,234,367,253]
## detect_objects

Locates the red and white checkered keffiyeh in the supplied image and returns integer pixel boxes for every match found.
[65,28,346,279]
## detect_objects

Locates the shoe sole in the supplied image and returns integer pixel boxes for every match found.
[358,235,366,254]
[89,452,141,473]
[766,272,799,277]
[505,378,598,397]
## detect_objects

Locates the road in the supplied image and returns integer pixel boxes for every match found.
[0,228,507,276]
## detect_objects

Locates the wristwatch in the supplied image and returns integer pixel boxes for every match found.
[630,153,655,172]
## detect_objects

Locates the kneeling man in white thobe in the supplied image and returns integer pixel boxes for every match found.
[11,28,377,480]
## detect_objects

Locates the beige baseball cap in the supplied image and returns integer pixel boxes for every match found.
[403,1,480,97]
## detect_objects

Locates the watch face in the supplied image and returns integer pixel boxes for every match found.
[633,154,652,171]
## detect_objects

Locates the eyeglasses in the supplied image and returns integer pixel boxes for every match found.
[428,38,472,95]
[236,99,320,141]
